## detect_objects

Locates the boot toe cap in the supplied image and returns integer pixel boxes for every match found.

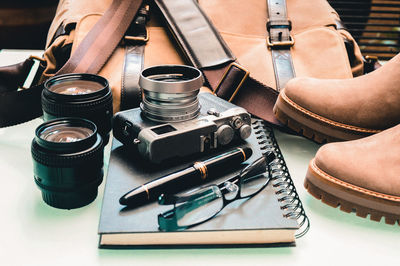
[313,135,400,197]
[284,77,317,107]
[283,77,335,120]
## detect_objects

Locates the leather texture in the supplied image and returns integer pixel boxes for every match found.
[121,45,144,111]
[0,0,364,128]
[203,64,280,125]
[55,0,142,75]
[271,49,295,92]
[43,0,362,108]
[199,0,363,89]
[267,0,296,91]
[152,0,280,124]
[314,124,400,197]
[120,7,148,111]
[42,0,145,113]
[210,63,250,101]
[283,53,400,131]
[154,0,235,69]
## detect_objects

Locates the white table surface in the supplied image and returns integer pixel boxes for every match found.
[0,50,399,266]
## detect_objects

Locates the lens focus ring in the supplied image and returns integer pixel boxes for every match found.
[41,91,112,115]
[139,65,204,122]
[31,118,105,209]
[31,138,103,167]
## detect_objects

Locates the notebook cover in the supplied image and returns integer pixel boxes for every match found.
[98,110,300,248]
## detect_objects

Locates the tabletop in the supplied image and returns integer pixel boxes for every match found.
[0,50,399,266]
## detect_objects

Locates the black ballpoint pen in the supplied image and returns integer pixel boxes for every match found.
[119,147,253,207]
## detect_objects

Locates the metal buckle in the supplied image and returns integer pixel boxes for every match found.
[213,63,250,102]
[267,35,295,48]
[124,27,149,43]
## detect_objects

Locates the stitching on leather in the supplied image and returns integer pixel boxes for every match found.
[311,159,400,201]
[281,91,381,133]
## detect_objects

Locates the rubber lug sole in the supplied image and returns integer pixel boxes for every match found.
[305,160,400,225]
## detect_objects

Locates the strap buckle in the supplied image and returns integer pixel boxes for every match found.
[124,27,149,43]
[123,4,150,44]
[267,35,294,48]
[213,63,250,102]
[266,19,294,48]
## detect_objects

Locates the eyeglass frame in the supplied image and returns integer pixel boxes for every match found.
[157,157,272,231]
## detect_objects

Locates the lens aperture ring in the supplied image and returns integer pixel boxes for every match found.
[41,91,113,115]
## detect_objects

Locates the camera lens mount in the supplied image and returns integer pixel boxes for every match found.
[31,118,104,209]
[139,65,204,122]
[42,73,113,144]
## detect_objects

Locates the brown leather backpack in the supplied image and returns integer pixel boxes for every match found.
[0,0,364,127]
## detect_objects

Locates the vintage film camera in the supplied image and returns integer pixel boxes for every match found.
[113,65,252,163]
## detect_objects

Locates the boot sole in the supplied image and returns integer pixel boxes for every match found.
[273,90,381,143]
[305,159,400,225]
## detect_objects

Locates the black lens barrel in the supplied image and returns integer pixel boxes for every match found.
[31,118,104,209]
[42,73,113,144]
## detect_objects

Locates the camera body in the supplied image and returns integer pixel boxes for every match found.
[113,93,252,163]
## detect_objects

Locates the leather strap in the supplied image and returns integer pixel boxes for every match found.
[154,0,235,69]
[57,0,143,75]
[154,0,281,126]
[203,64,280,125]
[121,45,144,111]
[120,5,149,110]
[270,50,295,91]
[0,0,144,127]
[266,0,295,91]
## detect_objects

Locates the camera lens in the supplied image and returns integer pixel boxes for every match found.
[31,118,104,209]
[42,73,113,144]
[139,65,204,122]
[39,124,94,142]
[48,79,104,95]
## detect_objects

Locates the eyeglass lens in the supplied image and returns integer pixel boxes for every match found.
[176,173,268,227]
[176,186,223,227]
[240,173,269,198]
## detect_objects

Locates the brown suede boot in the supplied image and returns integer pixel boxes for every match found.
[273,53,400,143]
[305,124,400,225]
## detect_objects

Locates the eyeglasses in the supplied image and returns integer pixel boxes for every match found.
[157,153,274,231]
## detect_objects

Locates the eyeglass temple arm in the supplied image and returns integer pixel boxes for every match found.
[158,184,224,205]
[225,152,275,183]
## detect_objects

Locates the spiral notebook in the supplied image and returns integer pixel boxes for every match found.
[98,116,309,248]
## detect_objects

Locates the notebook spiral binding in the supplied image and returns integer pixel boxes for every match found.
[252,119,310,238]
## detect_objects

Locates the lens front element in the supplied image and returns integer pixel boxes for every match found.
[48,80,104,95]
[39,124,94,143]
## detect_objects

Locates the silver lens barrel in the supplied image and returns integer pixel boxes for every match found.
[139,65,204,122]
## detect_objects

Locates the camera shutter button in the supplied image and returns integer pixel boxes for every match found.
[216,125,234,145]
